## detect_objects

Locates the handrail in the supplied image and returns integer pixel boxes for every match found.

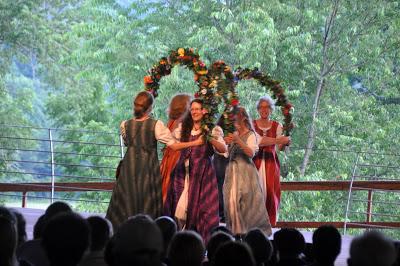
[1,181,399,192]
[1,180,399,229]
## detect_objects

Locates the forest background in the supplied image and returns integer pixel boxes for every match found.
[1,0,399,237]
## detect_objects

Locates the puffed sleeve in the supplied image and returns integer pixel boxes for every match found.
[246,132,259,157]
[155,120,176,146]
[119,121,127,146]
[171,123,182,141]
[276,122,283,136]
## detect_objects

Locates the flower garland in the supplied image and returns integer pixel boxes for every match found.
[143,48,294,137]
[143,48,215,138]
[234,67,294,136]
[198,60,239,134]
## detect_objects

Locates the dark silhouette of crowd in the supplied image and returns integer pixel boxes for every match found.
[1,203,399,266]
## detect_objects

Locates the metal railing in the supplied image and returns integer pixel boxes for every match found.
[1,124,399,232]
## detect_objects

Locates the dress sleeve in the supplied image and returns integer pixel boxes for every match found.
[155,120,176,146]
[276,122,283,136]
[171,123,182,141]
[212,126,228,157]
[246,132,259,157]
[119,121,127,146]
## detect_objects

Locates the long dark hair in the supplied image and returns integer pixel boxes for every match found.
[180,98,203,142]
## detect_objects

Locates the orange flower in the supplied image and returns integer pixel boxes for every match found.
[144,76,153,84]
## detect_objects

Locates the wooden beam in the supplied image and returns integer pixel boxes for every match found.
[276,221,400,228]
[1,181,399,192]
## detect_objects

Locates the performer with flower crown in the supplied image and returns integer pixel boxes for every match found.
[164,98,227,243]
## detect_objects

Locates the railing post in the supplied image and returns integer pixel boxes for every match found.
[344,152,360,235]
[22,191,27,208]
[366,190,373,224]
[49,128,55,203]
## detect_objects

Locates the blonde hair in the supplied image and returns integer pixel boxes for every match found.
[168,94,192,120]
[237,107,255,132]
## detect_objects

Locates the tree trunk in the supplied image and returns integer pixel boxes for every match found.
[299,0,339,176]
[300,76,325,176]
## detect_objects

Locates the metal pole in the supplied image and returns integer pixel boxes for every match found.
[49,129,55,203]
[344,152,360,235]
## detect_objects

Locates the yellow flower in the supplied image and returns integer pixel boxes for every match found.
[209,80,217,88]
[178,48,185,56]
[224,66,231,72]
[197,70,208,75]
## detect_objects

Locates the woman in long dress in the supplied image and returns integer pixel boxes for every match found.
[223,107,272,236]
[160,94,191,204]
[106,91,203,229]
[252,96,290,226]
[164,98,227,243]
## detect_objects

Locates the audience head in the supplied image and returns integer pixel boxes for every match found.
[155,216,177,259]
[167,230,205,266]
[168,93,191,120]
[41,212,90,266]
[87,216,112,251]
[0,207,18,265]
[214,241,256,266]
[348,230,396,266]
[110,214,163,266]
[273,228,305,258]
[133,91,154,118]
[11,209,27,247]
[312,225,341,264]
[206,231,235,264]
[33,214,46,239]
[45,201,72,218]
[244,228,273,266]
[210,225,233,236]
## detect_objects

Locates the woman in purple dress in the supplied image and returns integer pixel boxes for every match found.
[164,99,227,243]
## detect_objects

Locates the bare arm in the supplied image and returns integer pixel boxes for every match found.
[169,137,204,151]
[209,138,227,153]
[259,136,290,147]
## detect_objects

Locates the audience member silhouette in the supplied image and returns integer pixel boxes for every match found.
[309,225,341,266]
[213,241,256,266]
[347,230,396,266]
[17,201,73,266]
[107,214,163,266]
[210,225,234,236]
[80,216,112,266]
[244,228,273,266]
[41,212,90,266]
[155,216,177,264]
[273,228,306,266]
[167,230,205,266]
[205,231,235,266]
[0,207,20,266]
[32,214,46,239]
[11,209,27,248]
[44,201,73,218]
